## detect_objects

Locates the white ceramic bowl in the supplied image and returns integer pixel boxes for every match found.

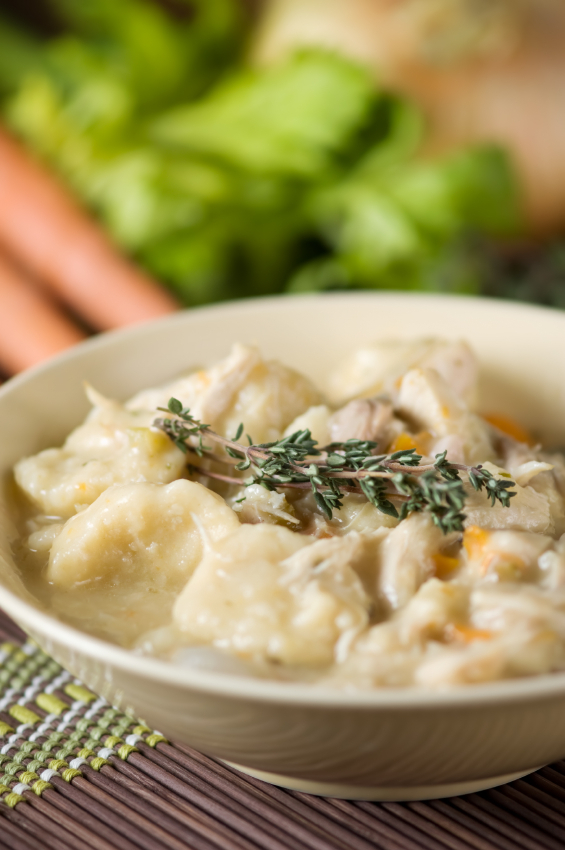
[2,292,565,801]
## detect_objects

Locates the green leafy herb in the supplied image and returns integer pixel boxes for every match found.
[154,398,516,533]
[0,1,520,306]
[151,50,375,177]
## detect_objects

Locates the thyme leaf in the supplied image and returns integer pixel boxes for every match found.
[154,398,517,534]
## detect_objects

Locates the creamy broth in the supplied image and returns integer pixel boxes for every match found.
[12,340,565,688]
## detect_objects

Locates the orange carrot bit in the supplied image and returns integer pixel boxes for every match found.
[483,413,535,446]
[447,624,494,643]
[0,250,86,374]
[463,525,490,560]
[432,553,460,578]
[0,128,180,332]
[390,432,416,453]
[389,431,432,455]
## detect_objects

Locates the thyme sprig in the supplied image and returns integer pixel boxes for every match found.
[154,398,516,534]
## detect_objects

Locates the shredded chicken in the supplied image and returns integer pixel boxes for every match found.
[12,336,565,690]
[329,398,399,448]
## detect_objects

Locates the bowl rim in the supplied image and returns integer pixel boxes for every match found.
[4,290,565,710]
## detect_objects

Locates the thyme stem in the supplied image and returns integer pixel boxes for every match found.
[155,399,516,533]
[188,464,375,495]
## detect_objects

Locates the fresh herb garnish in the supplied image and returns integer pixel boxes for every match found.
[154,398,516,533]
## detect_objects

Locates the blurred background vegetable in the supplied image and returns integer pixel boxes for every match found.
[255,0,565,234]
[0,127,179,331]
[0,0,564,373]
[0,1,520,302]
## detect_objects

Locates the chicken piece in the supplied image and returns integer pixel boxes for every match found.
[328,398,399,448]
[539,536,565,591]
[541,452,565,495]
[330,497,399,535]
[510,461,555,487]
[523,454,565,537]
[496,439,564,529]
[327,339,478,406]
[499,438,562,523]
[285,489,398,540]
[231,483,299,527]
[462,526,552,583]
[174,525,372,667]
[415,628,565,687]
[15,386,186,518]
[438,589,565,685]
[498,437,538,471]
[327,577,466,687]
[396,367,493,465]
[421,341,479,408]
[464,462,553,534]
[333,575,565,689]
[280,532,376,658]
[378,512,446,610]
[128,343,322,444]
[48,479,240,590]
[471,584,565,636]
[284,397,402,450]
[413,581,565,686]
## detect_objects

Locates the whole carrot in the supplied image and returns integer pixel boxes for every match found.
[0,127,180,331]
[0,250,86,375]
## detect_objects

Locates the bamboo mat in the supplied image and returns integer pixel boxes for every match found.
[0,613,564,850]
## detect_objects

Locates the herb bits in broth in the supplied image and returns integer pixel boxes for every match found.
[12,341,565,688]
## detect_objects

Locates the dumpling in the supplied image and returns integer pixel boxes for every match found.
[48,479,240,590]
[173,525,373,666]
[128,343,322,444]
[15,387,186,517]
[15,344,320,519]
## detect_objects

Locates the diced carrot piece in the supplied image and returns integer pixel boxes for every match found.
[0,250,86,374]
[390,433,416,452]
[390,431,431,455]
[0,129,180,332]
[433,553,460,578]
[483,413,535,446]
[447,624,493,643]
[463,526,490,560]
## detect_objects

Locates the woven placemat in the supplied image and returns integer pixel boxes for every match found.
[0,611,564,850]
